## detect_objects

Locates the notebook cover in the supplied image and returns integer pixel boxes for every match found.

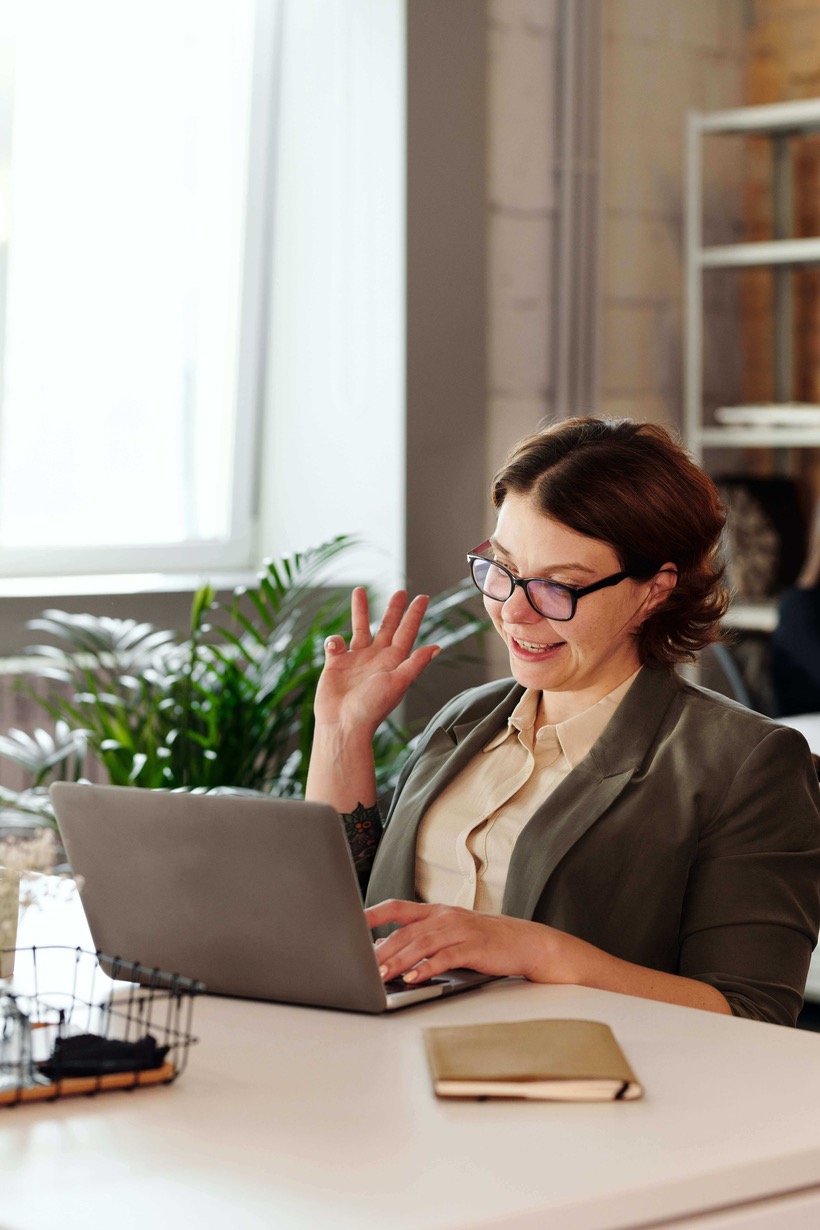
[423,1018,643,1100]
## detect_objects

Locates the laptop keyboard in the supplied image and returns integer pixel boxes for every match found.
[384,976,450,994]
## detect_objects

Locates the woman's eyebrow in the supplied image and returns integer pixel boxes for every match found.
[488,537,597,576]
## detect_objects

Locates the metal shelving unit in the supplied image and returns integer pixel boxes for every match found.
[685,97,820,461]
[685,100,820,644]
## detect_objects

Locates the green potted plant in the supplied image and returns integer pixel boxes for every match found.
[0,536,486,832]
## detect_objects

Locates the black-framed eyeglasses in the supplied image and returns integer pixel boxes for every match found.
[467,541,642,622]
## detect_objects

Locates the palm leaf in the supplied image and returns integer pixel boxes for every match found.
[26,612,177,675]
[5,535,489,802]
[0,721,89,787]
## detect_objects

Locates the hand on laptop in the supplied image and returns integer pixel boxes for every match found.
[366,899,735,1015]
[365,899,562,986]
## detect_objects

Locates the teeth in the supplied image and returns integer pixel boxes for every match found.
[515,638,551,652]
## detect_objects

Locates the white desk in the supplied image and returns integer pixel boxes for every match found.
[778,713,820,752]
[5,890,820,1230]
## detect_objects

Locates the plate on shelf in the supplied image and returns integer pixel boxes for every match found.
[715,404,820,427]
[722,601,778,633]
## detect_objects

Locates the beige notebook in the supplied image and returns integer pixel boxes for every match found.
[423,1018,643,1102]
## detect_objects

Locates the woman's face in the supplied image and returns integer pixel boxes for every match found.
[484,493,668,719]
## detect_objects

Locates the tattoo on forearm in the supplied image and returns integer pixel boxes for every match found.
[340,802,383,874]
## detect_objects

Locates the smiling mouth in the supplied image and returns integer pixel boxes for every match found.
[511,636,566,655]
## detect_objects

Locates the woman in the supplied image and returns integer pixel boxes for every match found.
[306,418,820,1027]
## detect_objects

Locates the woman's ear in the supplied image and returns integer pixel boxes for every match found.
[644,563,678,614]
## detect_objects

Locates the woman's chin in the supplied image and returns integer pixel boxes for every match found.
[507,638,569,686]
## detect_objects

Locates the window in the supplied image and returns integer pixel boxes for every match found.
[0,0,272,577]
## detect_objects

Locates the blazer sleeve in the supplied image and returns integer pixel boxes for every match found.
[678,725,820,1026]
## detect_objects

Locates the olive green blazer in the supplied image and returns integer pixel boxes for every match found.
[366,666,820,1026]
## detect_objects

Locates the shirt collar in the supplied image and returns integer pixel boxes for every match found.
[483,669,641,767]
[484,688,539,751]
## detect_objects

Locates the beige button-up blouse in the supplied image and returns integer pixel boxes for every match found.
[414,671,638,913]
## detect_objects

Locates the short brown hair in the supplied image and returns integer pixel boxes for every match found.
[491,417,729,668]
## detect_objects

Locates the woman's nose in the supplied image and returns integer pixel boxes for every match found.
[501,583,542,623]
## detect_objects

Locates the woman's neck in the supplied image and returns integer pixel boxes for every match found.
[536,666,641,728]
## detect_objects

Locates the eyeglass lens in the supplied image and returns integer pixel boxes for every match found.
[470,559,574,619]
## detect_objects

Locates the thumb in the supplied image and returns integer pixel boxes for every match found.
[324,635,346,656]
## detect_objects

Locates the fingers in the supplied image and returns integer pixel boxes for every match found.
[371,590,409,647]
[380,933,467,984]
[349,586,373,650]
[365,898,433,929]
[351,588,424,654]
[367,901,533,984]
[373,591,429,657]
[394,644,441,688]
[331,588,436,664]
[391,594,430,657]
[400,950,467,983]
[367,899,471,984]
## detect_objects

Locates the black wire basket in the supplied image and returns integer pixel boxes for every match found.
[0,945,204,1106]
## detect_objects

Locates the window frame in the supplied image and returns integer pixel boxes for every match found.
[0,0,280,581]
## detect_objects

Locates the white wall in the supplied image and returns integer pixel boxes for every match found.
[258,0,405,594]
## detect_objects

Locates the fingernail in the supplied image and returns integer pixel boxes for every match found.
[402,970,418,983]
[379,965,388,978]
[431,647,442,659]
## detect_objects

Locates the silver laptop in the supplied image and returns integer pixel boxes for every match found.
[49,783,496,1014]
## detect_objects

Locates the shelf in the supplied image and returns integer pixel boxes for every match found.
[722,602,778,634]
[698,427,820,448]
[715,404,820,427]
[693,98,820,136]
[699,238,820,268]
[685,100,820,467]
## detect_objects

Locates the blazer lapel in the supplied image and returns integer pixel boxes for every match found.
[367,682,524,903]
[502,667,682,919]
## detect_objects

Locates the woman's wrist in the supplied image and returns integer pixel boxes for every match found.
[305,722,378,813]
[525,923,579,985]
[311,719,379,757]
[311,720,376,758]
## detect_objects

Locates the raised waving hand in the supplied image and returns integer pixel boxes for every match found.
[306,588,440,812]
[314,588,440,735]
